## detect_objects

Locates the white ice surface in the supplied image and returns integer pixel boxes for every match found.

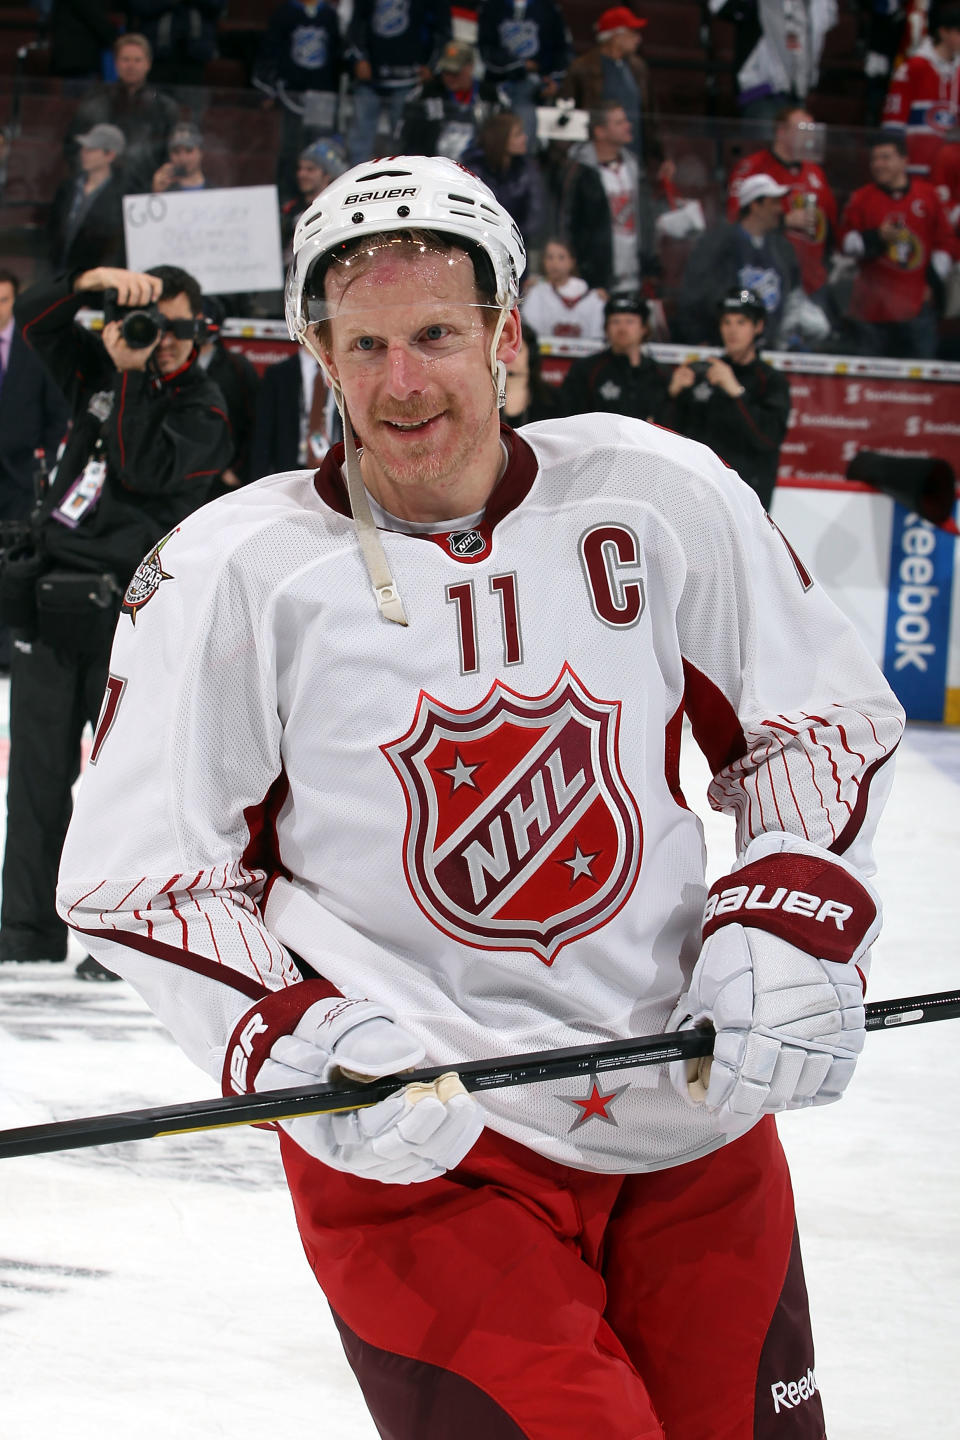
[0,679,957,1439]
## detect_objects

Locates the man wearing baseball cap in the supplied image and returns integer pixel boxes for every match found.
[557,291,668,421]
[46,123,127,276]
[676,171,803,347]
[560,6,671,180]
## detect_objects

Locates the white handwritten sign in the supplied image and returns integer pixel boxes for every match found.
[122,186,284,293]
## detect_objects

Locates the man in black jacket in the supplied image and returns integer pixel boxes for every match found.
[663,286,791,510]
[557,293,667,421]
[0,263,231,978]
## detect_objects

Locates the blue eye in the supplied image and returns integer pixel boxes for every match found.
[423,325,446,341]
[356,335,376,351]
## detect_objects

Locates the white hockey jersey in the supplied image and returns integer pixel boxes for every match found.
[520,278,606,341]
[57,415,904,1174]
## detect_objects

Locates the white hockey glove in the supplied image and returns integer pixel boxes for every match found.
[667,833,881,1129]
[222,983,484,1184]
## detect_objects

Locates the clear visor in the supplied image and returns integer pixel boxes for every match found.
[291,235,502,327]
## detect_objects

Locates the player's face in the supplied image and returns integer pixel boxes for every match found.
[115,43,150,87]
[0,281,15,331]
[938,26,960,58]
[721,311,762,360]
[543,242,574,284]
[155,292,196,375]
[318,245,520,507]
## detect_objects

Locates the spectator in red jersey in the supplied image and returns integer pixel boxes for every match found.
[839,130,959,357]
[883,3,960,176]
[727,106,838,300]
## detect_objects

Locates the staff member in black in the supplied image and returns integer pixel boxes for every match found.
[0,263,231,979]
[663,287,791,511]
[557,293,668,421]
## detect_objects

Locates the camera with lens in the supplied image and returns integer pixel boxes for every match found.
[103,288,162,349]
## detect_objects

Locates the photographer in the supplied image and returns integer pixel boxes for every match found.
[663,287,791,511]
[0,264,232,979]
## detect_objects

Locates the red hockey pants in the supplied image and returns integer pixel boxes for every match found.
[280,1115,825,1439]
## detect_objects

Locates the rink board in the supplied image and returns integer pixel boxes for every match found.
[771,480,960,724]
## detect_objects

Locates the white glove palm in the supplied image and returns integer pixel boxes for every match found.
[668,832,881,1129]
[223,986,484,1184]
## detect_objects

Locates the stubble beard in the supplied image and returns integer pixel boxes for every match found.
[369,383,498,495]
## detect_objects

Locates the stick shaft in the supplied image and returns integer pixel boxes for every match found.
[1,987,957,1160]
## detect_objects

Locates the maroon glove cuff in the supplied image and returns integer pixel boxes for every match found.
[701,851,877,966]
[222,978,342,1097]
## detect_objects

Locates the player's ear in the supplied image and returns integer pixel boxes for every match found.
[496,307,523,367]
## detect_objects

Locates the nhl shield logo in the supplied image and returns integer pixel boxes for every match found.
[382,666,642,963]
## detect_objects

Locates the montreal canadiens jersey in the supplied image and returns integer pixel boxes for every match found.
[883,39,960,176]
[57,416,904,1174]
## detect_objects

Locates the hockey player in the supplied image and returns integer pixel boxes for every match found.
[57,155,904,1439]
[883,2,960,176]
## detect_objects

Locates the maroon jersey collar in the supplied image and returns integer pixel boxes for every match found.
[313,423,540,536]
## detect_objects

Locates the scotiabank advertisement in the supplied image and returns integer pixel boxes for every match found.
[774,369,960,484]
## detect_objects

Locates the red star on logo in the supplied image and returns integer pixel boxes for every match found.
[561,1075,629,1131]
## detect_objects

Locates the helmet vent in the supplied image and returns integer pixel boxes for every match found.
[356,169,412,182]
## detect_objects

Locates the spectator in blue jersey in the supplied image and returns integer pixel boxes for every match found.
[675,173,803,347]
[399,39,508,162]
[477,0,571,147]
[345,0,452,166]
[254,0,344,199]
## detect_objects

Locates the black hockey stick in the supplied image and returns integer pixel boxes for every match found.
[1,987,957,1161]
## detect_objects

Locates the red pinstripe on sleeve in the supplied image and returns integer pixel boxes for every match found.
[682,660,901,857]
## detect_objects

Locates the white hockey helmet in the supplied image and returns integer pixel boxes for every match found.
[284,154,526,340]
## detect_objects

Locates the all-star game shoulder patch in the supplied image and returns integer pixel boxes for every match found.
[122,530,177,625]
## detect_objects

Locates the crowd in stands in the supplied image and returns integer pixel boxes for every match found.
[2,1,960,463]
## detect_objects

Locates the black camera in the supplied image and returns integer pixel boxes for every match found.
[103,288,162,349]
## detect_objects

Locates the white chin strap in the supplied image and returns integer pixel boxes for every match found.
[301,305,510,630]
[303,331,408,627]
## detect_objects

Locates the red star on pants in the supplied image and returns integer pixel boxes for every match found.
[561,1075,629,1131]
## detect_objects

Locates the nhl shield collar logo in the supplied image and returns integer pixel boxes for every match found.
[382,666,642,963]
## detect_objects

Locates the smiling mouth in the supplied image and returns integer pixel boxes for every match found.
[383,415,440,432]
